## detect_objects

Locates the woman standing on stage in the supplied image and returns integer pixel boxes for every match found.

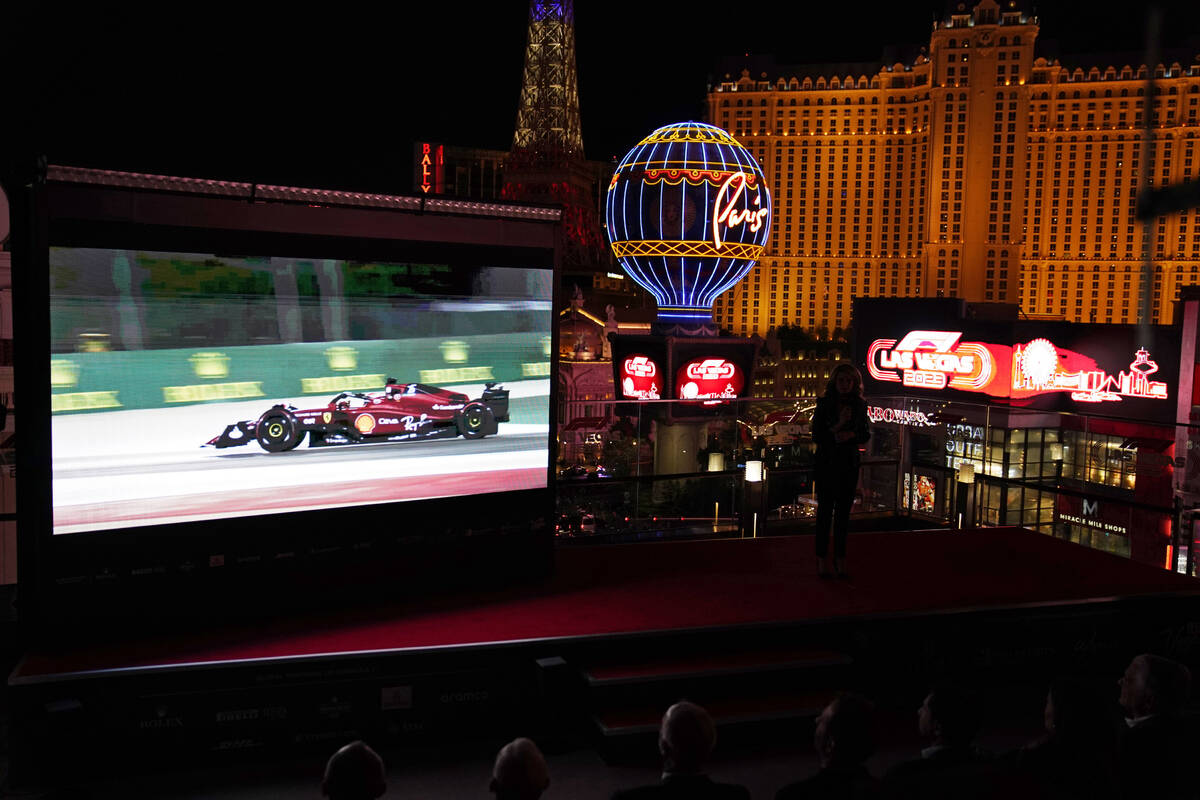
[812,363,871,579]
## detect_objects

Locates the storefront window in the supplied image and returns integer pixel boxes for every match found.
[1057,523,1131,558]
[1062,430,1137,490]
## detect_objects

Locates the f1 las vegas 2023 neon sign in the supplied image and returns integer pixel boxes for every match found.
[868,330,1168,404]
[868,331,994,391]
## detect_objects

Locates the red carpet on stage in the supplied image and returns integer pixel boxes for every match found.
[14,528,1199,680]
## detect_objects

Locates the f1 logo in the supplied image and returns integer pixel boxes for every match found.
[624,356,657,377]
[686,359,734,381]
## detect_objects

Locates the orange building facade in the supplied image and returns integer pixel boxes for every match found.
[706,0,1200,337]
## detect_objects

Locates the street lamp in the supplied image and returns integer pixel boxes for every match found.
[956,462,976,529]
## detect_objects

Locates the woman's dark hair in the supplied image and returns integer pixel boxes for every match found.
[824,363,864,399]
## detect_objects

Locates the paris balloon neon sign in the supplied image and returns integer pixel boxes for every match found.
[605,122,771,325]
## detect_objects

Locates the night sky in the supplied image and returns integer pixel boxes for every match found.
[8,1,1200,194]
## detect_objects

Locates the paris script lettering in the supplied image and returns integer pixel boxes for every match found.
[712,172,768,250]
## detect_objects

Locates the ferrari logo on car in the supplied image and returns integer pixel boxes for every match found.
[322,411,332,424]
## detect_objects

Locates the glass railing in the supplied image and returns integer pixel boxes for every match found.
[555,392,1200,575]
[554,396,898,543]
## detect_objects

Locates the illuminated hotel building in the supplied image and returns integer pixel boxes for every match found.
[707,0,1200,337]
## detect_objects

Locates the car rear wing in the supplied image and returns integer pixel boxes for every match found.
[482,383,509,422]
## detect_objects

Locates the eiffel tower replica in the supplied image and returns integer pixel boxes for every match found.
[505,0,605,276]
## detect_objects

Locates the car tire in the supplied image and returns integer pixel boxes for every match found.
[256,408,303,452]
[457,402,494,439]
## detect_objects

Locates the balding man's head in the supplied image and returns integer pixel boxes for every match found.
[322,741,386,800]
[659,701,716,774]
[490,737,549,800]
[1121,654,1192,718]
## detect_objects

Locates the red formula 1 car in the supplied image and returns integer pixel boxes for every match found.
[205,379,510,452]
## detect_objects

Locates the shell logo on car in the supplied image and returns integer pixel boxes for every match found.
[355,414,376,434]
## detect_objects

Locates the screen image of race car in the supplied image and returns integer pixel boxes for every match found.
[49,247,553,534]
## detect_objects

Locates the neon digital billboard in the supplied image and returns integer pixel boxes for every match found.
[619,354,662,400]
[867,331,997,392]
[1011,339,1167,403]
[867,329,1171,408]
[675,358,744,402]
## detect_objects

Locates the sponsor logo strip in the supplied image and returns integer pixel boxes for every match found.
[418,366,495,383]
[162,382,265,403]
[521,362,551,377]
[51,391,122,412]
[300,374,386,394]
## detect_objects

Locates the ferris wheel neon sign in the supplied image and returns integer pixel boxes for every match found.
[1012,340,1167,403]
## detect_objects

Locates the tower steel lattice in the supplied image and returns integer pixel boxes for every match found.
[512,0,583,166]
[506,0,604,272]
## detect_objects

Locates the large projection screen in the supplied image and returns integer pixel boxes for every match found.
[49,247,552,535]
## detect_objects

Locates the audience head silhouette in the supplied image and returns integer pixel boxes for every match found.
[814,692,876,768]
[490,737,550,800]
[919,684,981,747]
[322,740,386,800]
[1119,653,1192,718]
[659,700,717,774]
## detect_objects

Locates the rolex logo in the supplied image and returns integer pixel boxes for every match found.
[439,340,469,364]
[189,352,230,379]
[325,346,358,371]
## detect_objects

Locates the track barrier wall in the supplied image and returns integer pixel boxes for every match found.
[50,333,552,414]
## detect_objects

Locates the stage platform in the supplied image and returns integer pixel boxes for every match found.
[10,527,1200,783]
